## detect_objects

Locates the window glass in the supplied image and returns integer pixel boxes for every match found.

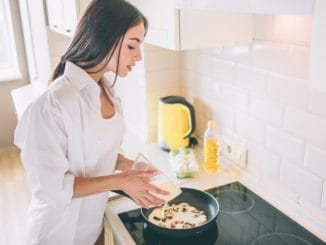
[0,0,21,82]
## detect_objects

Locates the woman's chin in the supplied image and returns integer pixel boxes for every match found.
[118,71,129,78]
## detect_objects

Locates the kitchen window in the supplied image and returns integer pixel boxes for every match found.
[0,0,21,82]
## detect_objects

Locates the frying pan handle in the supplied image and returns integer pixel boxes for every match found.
[111,190,131,199]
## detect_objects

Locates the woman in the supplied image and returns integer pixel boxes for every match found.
[14,0,168,244]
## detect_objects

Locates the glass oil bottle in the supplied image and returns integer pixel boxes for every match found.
[203,120,219,173]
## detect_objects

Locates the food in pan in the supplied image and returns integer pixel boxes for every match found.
[148,202,207,229]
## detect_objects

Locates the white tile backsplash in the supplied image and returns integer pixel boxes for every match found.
[304,145,326,179]
[286,45,310,79]
[235,112,266,143]
[284,106,326,148]
[280,160,323,206]
[212,102,235,131]
[266,126,305,165]
[252,42,289,74]
[221,84,249,111]
[268,74,308,109]
[247,141,281,179]
[309,90,326,116]
[211,58,237,84]
[249,97,284,127]
[180,51,211,75]
[182,71,213,102]
[236,65,268,96]
[221,44,252,65]
[322,181,326,210]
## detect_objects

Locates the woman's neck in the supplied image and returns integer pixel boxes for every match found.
[89,73,103,84]
[84,63,107,84]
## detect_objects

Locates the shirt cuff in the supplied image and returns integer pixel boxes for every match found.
[59,173,75,206]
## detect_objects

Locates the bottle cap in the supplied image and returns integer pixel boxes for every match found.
[207,120,215,128]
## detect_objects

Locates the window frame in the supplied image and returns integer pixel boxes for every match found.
[18,0,51,85]
[0,0,21,82]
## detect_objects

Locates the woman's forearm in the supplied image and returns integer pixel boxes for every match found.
[73,154,133,198]
[73,174,121,198]
[72,169,169,207]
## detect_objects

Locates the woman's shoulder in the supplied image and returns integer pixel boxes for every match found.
[25,76,79,118]
[48,76,79,101]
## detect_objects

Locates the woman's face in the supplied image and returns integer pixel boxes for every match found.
[105,22,145,77]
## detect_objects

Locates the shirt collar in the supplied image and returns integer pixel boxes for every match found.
[64,61,97,90]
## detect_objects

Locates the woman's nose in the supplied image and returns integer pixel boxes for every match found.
[134,49,142,61]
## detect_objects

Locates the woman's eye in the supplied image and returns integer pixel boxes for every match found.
[128,45,135,50]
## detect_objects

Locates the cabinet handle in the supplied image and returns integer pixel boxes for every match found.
[66,29,71,33]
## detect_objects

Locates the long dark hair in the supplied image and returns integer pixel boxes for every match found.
[49,0,148,85]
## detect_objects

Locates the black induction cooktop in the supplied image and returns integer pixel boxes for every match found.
[118,182,325,245]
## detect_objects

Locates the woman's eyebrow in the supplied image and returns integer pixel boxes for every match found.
[128,37,141,43]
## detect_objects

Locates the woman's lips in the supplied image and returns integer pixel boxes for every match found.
[127,65,132,72]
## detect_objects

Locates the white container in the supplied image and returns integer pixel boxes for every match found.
[132,153,182,202]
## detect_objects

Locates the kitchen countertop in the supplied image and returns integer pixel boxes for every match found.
[104,131,326,245]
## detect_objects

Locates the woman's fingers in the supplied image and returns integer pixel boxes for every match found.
[135,193,165,208]
[134,169,159,178]
[146,182,170,195]
[120,170,175,208]
[144,192,166,206]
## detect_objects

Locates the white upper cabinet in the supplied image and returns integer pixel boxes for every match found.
[250,0,314,15]
[308,0,326,91]
[179,0,315,15]
[46,0,78,37]
[137,0,253,50]
[46,0,315,43]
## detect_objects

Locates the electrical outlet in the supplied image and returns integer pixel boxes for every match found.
[220,135,247,168]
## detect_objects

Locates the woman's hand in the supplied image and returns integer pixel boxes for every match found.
[116,170,169,208]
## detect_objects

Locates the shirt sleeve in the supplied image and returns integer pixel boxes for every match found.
[14,92,75,208]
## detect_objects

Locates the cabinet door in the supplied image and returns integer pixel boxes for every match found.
[46,0,78,37]
[179,9,253,50]
[138,0,177,49]
[137,1,253,50]
[62,0,78,36]
[46,0,64,32]
[309,0,326,91]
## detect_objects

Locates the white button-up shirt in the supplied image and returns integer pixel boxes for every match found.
[14,62,125,244]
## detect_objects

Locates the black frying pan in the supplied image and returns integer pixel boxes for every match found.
[141,187,219,237]
[113,187,220,238]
